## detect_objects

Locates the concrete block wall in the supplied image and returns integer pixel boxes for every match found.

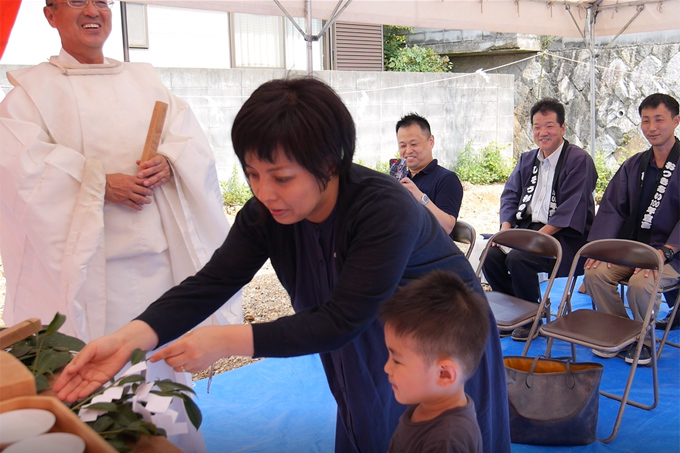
[1,66,514,182]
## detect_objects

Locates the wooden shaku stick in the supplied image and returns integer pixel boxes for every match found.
[139,100,168,164]
[0,318,41,349]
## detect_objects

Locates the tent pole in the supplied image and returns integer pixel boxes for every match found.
[120,1,130,62]
[306,0,313,75]
[586,7,596,159]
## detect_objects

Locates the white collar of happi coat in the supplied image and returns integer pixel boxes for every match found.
[49,49,123,75]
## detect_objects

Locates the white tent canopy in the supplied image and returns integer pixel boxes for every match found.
[126,0,679,39]
[121,0,679,153]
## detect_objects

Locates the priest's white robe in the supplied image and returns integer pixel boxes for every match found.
[0,51,242,452]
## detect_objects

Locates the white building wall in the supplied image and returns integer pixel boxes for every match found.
[2,1,231,68]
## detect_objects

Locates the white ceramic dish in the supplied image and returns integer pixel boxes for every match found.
[3,432,86,453]
[0,408,56,448]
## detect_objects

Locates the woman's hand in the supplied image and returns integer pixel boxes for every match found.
[53,321,158,403]
[150,324,255,373]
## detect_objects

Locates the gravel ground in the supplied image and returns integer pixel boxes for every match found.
[0,183,504,380]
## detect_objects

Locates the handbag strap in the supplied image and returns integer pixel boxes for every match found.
[526,355,575,389]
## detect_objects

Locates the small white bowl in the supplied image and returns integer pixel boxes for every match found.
[3,432,86,453]
[0,408,56,448]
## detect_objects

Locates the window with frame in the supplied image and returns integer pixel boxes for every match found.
[231,13,323,70]
[125,2,149,49]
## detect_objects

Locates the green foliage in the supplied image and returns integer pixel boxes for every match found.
[383,26,410,65]
[374,160,391,174]
[5,313,85,392]
[386,45,452,73]
[220,165,252,207]
[594,151,618,203]
[72,350,202,452]
[384,25,451,73]
[453,142,514,184]
[4,314,202,453]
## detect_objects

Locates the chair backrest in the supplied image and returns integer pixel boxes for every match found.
[474,228,563,350]
[578,239,662,271]
[452,220,476,259]
[481,228,561,261]
[555,238,665,328]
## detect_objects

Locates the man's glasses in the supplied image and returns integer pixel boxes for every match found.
[48,0,115,10]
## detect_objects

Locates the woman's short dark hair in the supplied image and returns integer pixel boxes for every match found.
[231,77,355,189]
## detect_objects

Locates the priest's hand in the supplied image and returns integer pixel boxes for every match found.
[137,155,173,190]
[150,325,255,373]
[105,173,153,210]
[53,321,159,403]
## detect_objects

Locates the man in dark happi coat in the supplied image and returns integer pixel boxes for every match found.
[585,93,680,365]
[483,98,597,341]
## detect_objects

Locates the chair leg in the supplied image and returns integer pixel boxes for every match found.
[544,337,555,358]
[598,333,659,443]
[657,292,680,359]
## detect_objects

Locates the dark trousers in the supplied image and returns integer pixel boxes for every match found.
[482,245,555,303]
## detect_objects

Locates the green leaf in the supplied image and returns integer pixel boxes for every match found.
[35,374,49,392]
[130,349,147,365]
[116,375,147,386]
[153,379,196,395]
[44,313,66,336]
[179,394,202,429]
[115,404,143,426]
[33,351,62,377]
[105,438,131,452]
[8,344,35,359]
[125,420,159,436]
[49,351,76,373]
[87,402,120,412]
[90,414,116,432]
[43,332,86,351]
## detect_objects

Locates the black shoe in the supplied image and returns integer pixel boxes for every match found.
[498,327,514,337]
[624,342,652,366]
[511,320,543,342]
[655,313,680,330]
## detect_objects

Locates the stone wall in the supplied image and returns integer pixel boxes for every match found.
[409,31,680,161]
[512,41,680,161]
[0,67,514,182]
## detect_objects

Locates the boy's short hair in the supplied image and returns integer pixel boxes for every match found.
[379,270,490,379]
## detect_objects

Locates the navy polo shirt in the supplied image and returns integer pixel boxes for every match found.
[410,159,464,236]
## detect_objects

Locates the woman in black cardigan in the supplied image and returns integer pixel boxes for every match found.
[55,77,510,453]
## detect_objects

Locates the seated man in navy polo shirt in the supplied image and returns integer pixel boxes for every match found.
[395,113,463,238]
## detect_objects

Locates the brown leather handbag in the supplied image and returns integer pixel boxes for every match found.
[504,355,604,445]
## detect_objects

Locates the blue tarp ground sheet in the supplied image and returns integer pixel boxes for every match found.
[194,276,680,452]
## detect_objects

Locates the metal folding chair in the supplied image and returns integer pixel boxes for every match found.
[540,239,662,443]
[618,277,680,358]
[475,228,562,355]
[656,282,680,357]
[452,220,476,260]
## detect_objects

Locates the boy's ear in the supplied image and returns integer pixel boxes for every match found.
[436,359,461,388]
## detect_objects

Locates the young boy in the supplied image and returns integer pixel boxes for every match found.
[380,270,490,452]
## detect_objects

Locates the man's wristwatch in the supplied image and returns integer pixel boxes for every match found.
[420,194,430,205]
[661,246,675,264]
